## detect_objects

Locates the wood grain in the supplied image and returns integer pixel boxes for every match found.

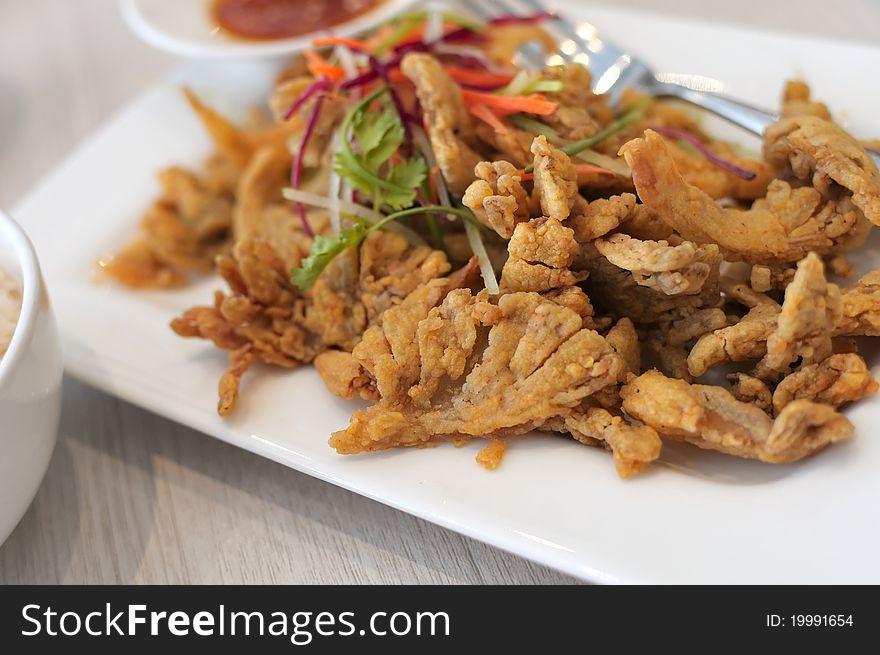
[0,0,877,584]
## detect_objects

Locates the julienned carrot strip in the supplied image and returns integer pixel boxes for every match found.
[304,50,346,82]
[518,164,616,181]
[444,66,514,87]
[461,90,558,116]
[387,68,407,83]
[312,36,372,52]
[469,104,509,134]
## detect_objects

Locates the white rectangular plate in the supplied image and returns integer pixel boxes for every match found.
[14,3,880,583]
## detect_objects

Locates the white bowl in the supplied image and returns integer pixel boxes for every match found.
[120,0,419,59]
[0,210,62,545]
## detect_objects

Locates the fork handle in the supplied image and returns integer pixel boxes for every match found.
[646,79,880,167]
[646,79,777,137]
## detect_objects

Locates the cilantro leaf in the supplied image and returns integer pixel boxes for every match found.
[290,220,368,290]
[334,86,426,210]
[355,107,404,170]
[290,205,475,290]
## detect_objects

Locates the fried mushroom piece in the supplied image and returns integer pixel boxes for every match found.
[462,160,530,238]
[688,255,841,378]
[171,232,455,414]
[837,269,880,336]
[605,317,640,377]
[329,290,625,456]
[567,193,673,243]
[314,350,378,402]
[663,136,774,201]
[102,166,234,288]
[764,115,880,226]
[401,53,483,196]
[643,338,692,382]
[780,80,832,120]
[621,130,871,265]
[543,407,662,478]
[540,65,610,141]
[500,217,585,293]
[594,234,721,296]
[666,308,728,346]
[772,353,878,414]
[727,373,773,413]
[687,284,779,378]
[621,370,854,463]
[753,253,841,379]
[582,240,722,324]
[531,135,581,221]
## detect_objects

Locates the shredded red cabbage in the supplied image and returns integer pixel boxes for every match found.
[333,42,419,142]
[283,76,330,121]
[435,53,488,70]
[488,11,557,26]
[646,125,758,180]
[290,88,329,237]
[339,69,378,91]
[441,26,487,43]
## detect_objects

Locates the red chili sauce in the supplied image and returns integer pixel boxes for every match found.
[213,0,385,41]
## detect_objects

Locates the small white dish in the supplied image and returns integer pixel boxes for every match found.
[120,0,419,59]
[0,210,62,546]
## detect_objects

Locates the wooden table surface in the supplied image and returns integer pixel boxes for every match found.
[1,0,877,584]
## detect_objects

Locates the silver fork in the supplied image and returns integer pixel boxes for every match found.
[468,0,880,166]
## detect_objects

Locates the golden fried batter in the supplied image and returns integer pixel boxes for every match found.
[172,233,456,414]
[727,373,773,413]
[621,370,853,463]
[764,115,880,226]
[462,160,530,238]
[594,234,721,296]
[531,135,581,221]
[622,130,870,265]
[772,353,878,414]
[754,253,841,378]
[500,217,585,293]
[582,240,722,324]
[401,53,483,196]
[330,290,625,461]
[553,407,662,478]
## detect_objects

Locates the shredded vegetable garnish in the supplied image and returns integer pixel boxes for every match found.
[304,50,346,82]
[645,125,758,180]
[334,86,427,211]
[470,103,510,133]
[509,115,631,176]
[283,76,331,120]
[499,70,563,96]
[523,98,652,173]
[382,10,483,33]
[461,90,558,116]
[443,66,514,89]
[508,114,561,139]
[291,205,476,289]
[290,79,332,237]
[574,148,632,177]
[413,126,499,294]
[487,11,557,26]
[282,186,382,223]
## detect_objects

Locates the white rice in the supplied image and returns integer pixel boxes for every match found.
[0,268,22,360]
